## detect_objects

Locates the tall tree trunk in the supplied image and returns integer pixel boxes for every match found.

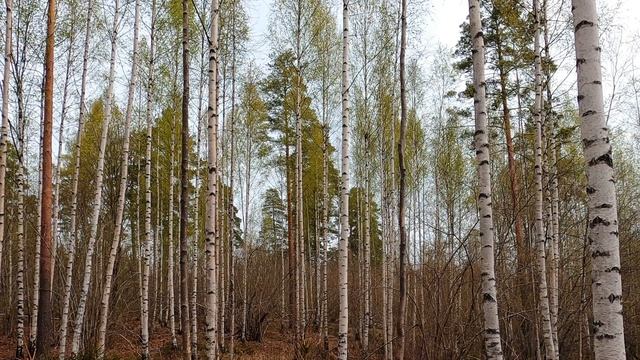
[169,123,178,347]
[58,1,93,356]
[295,0,306,338]
[0,0,12,287]
[241,135,251,342]
[15,83,26,359]
[468,0,505,358]
[571,0,625,358]
[205,0,220,356]
[228,9,237,355]
[70,0,119,354]
[96,0,141,355]
[141,2,156,353]
[532,0,556,358]
[542,2,560,355]
[337,0,350,358]
[180,0,193,356]
[35,0,56,356]
[192,21,206,356]
[395,0,408,358]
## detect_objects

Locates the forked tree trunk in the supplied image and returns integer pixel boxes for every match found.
[0,0,12,285]
[468,0,504,358]
[532,0,556,358]
[337,0,350,358]
[571,0,625,358]
[96,0,141,355]
[70,0,120,355]
[205,0,220,357]
[58,1,93,357]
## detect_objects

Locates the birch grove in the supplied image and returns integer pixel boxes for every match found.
[0,0,638,359]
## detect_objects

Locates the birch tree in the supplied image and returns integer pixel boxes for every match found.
[58,0,93,357]
[532,0,556,357]
[141,1,157,357]
[70,0,120,355]
[205,0,220,357]
[572,0,625,358]
[96,0,141,355]
[0,0,13,294]
[337,0,350,358]
[468,0,504,358]
[395,0,408,357]
[179,0,192,356]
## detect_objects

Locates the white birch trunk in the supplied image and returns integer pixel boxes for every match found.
[96,0,141,355]
[205,0,220,356]
[0,0,13,281]
[141,2,157,357]
[70,0,120,355]
[58,2,93,357]
[338,0,350,358]
[169,128,178,347]
[15,102,25,359]
[468,0,504,358]
[533,0,556,358]
[572,0,625,358]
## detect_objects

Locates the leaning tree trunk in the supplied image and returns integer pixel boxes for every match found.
[532,0,556,358]
[337,0,350,358]
[70,0,120,355]
[36,0,56,356]
[395,0,408,358]
[571,0,625,358]
[0,0,13,293]
[96,0,141,355]
[205,0,220,357]
[468,0,505,358]
[179,0,193,356]
[58,1,93,357]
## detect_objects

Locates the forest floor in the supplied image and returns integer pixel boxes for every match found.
[0,320,378,359]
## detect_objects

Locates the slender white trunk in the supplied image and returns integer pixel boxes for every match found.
[141,3,156,357]
[96,0,140,355]
[468,1,504,358]
[572,0,625,358]
[70,0,120,355]
[338,0,350,358]
[533,0,556,358]
[192,32,205,358]
[169,127,178,347]
[543,3,560,355]
[0,0,13,282]
[241,137,251,341]
[58,2,93,357]
[205,0,220,356]
[15,98,25,359]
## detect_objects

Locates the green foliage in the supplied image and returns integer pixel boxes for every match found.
[259,188,287,251]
